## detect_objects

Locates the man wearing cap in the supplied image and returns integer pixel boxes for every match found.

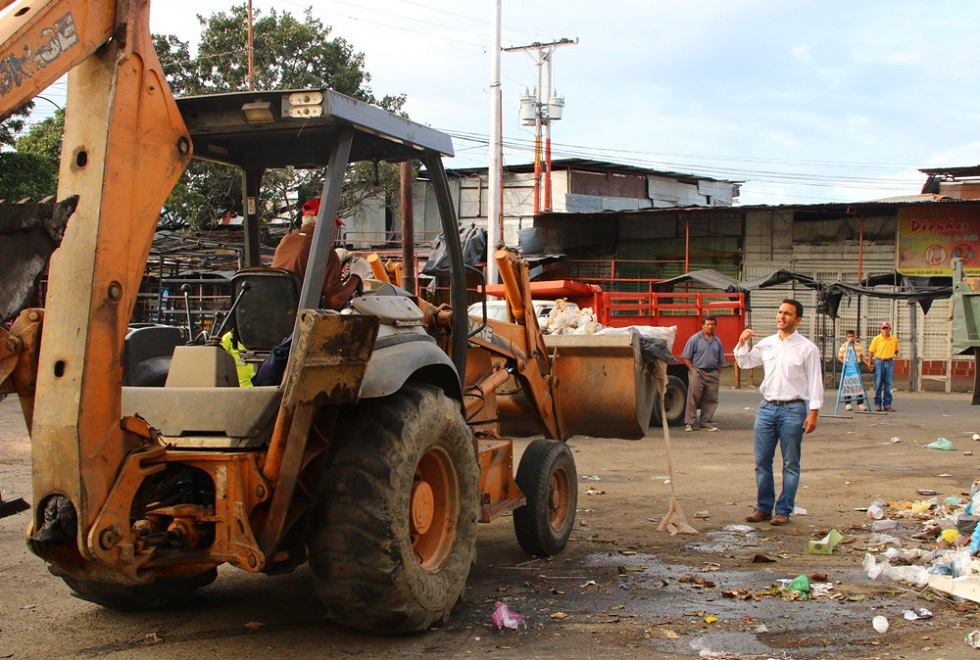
[867,322,899,412]
[272,198,372,311]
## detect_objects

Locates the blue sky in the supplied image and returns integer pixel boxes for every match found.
[13,1,980,205]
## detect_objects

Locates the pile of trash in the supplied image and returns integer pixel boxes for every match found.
[861,478,980,596]
[540,299,602,335]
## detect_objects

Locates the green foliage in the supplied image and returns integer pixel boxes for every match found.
[16,109,64,166]
[0,103,30,148]
[0,151,57,201]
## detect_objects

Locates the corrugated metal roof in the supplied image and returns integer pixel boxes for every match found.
[444,158,741,185]
[919,165,980,178]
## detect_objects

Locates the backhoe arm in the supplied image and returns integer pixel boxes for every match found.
[0,0,115,121]
[2,0,193,569]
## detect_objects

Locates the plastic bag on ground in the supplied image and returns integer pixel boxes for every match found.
[491,601,526,630]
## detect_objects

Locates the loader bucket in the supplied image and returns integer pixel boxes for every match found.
[544,333,657,440]
[0,197,77,320]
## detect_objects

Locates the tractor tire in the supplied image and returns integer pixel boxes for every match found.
[307,383,479,634]
[651,374,687,427]
[513,439,577,557]
[56,568,217,610]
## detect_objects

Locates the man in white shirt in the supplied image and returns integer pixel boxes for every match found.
[733,299,823,526]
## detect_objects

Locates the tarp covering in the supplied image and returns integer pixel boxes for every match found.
[649,268,952,319]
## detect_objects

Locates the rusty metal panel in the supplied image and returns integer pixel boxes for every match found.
[281,311,379,407]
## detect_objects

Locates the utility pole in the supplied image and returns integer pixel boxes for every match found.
[247,0,255,91]
[486,0,502,289]
[506,38,576,214]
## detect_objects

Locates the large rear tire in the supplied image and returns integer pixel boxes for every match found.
[651,374,687,427]
[307,383,479,634]
[56,568,217,610]
[513,439,577,557]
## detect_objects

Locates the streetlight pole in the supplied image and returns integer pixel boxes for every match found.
[487,0,502,289]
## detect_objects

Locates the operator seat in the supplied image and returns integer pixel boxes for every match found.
[232,267,302,351]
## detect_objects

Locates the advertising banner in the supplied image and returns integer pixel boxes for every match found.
[898,206,980,276]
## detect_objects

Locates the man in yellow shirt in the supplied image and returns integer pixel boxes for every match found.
[867,321,899,412]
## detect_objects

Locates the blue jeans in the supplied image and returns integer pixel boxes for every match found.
[753,401,806,517]
[873,360,894,408]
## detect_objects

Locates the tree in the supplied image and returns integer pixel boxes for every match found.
[157,5,409,231]
[0,104,58,202]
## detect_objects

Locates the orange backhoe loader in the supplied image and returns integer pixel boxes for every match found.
[0,0,658,632]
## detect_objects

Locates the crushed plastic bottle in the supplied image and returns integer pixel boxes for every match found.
[872,519,899,532]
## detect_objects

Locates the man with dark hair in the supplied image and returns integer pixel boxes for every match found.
[733,298,823,526]
[680,316,725,432]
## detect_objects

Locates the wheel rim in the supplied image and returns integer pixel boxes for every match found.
[547,465,572,531]
[410,445,458,572]
[664,385,684,420]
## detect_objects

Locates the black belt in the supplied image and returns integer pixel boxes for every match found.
[877,358,893,361]
[766,399,803,406]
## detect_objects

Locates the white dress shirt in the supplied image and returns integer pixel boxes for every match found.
[733,330,824,411]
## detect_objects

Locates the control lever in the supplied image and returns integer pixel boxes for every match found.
[180,284,194,342]
[209,281,252,344]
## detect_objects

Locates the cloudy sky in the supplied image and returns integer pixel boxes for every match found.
[17,1,980,205]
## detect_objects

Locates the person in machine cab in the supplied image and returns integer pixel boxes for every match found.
[272,198,371,310]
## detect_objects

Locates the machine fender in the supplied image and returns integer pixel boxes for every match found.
[359,338,461,402]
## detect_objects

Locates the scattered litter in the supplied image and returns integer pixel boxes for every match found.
[703,615,718,624]
[581,475,602,481]
[793,506,807,516]
[808,529,843,554]
[549,611,569,620]
[936,473,953,478]
[916,489,939,496]
[693,510,710,518]
[872,615,889,633]
[580,579,597,588]
[867,501,885,519]
[967,450,975,456]
[967,630,980,649]
[144,632,163,644]
[584,488,605,495]
[243,621,264,630]
[927,437,955,451]
[941,528,960,544]
[789,575,810,598]
[890,436,901,444]
[751,554,776,563]
[491,602,526,630]
[903,607,933,621]
[974,433,980,441]
[872,514,898,530]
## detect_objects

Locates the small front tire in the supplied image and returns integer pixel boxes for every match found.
[651,374,688,427]
[513,439,578,557]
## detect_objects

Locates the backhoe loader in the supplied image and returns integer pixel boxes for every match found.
[0,0,657,632]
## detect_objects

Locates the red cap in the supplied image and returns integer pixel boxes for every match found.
[302,198,321,216]
[881,321,891,329]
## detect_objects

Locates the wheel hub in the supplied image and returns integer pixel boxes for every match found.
[411,480,435,535]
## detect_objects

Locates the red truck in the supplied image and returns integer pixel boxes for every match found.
[484,279,746,426]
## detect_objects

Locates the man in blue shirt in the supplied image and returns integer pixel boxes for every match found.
[680,316,726,432]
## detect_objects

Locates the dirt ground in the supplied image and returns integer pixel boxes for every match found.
[2,383,980,659]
